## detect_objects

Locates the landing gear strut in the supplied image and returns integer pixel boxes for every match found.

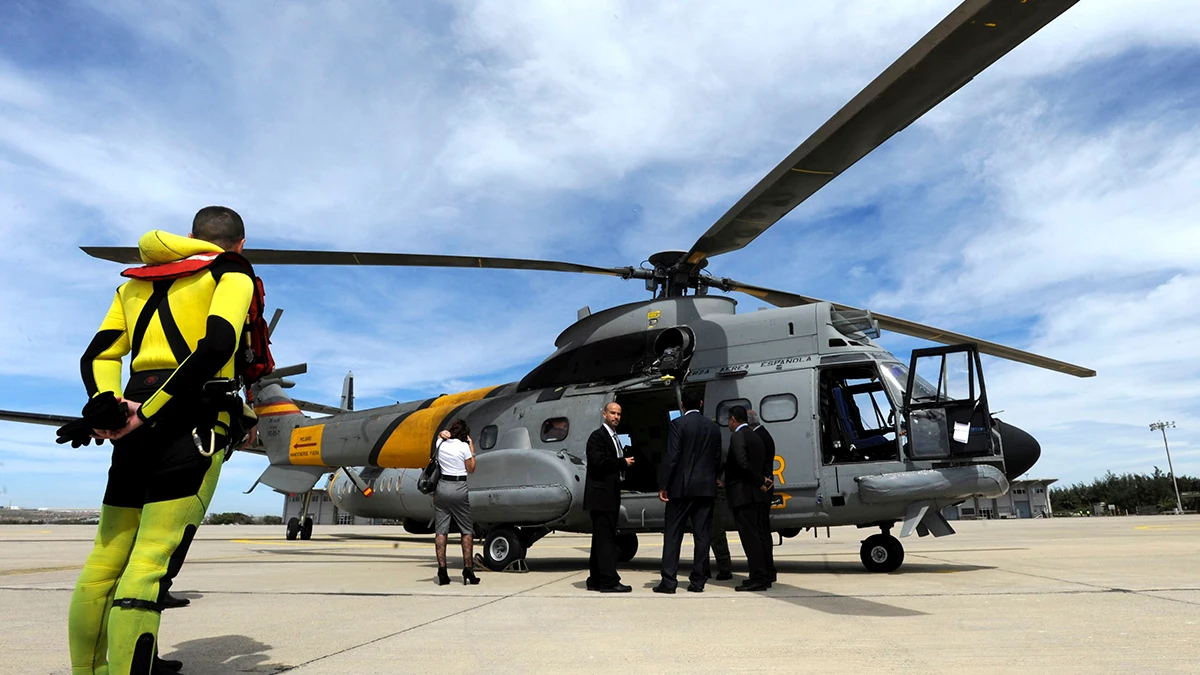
[286,490,315,541]
[859,524,904,573]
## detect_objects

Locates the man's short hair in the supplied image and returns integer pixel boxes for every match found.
[603,402,621,413]
[192,206,245,249]
[728,405,748,424]
[681,389,704,411]
[747,409,760,426]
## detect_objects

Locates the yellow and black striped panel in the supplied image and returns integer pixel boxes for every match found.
[289,424,325,466]
[373,385,499,468]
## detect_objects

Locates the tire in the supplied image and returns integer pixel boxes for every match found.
[778,527,801,539]
[615,533,638,563]
[860,533,904,573]
[286,517,300,541]
[483,527,526,571]
[300,516,313,540]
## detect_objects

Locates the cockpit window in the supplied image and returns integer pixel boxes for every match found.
[879,362,937,402]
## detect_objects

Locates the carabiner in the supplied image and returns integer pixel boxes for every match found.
[192,428,218,457]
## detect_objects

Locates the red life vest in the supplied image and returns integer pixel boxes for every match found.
[122,252,276,386]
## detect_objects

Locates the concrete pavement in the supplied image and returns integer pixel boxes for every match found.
[2,515,1197,674]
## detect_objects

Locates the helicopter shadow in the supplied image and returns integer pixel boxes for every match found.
[161,634,290,673]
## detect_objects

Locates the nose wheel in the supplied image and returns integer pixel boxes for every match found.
[860,530,904,573]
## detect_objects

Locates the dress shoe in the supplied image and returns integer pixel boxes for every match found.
[735,581,769,592]
[652,584,676,594]
[160,592,190,609]
[686,583,704,593]
[715,570,733,581]
[597,583,632,593]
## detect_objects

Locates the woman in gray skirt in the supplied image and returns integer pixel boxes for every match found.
[434,419,479,585]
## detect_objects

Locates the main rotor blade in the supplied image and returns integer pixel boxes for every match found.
[0,410,78,427]
[685,0,1079,266]
[723,280,1095,378]
[81,246,636,278]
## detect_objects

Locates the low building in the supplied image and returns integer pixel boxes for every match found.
[281,488,384,525]
[944,478,1057,520]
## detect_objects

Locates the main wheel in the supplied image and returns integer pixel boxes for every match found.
[286,517,300,541]
[483,527,526,571]
[860,533,904,573]
[615,533,639,563]
[300,516,314,540]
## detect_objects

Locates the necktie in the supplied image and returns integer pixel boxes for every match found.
[613,432,624,481]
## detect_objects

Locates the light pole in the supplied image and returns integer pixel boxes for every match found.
[1149,421,1184,515]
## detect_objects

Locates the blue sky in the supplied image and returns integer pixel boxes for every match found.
[1,0,1198,515]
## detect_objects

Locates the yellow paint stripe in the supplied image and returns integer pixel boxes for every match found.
[789,167,834,176]
[375,386,496,468]
[256,403,301,417]
[0,564,82,576]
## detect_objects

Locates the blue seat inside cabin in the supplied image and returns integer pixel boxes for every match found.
[831,384,893,452]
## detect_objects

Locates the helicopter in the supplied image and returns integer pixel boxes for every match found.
[1,0,1091,574]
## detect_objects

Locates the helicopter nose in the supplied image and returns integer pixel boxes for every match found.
[995,419,1041,480]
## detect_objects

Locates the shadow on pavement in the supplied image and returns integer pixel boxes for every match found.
[163,634,289,674]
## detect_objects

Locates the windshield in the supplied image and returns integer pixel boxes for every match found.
[878,362,938,402]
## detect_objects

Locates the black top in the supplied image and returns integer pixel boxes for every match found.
[755,424,776,504]
[583,426,625,512]
[659,411,723,498]
[724,425,768,508]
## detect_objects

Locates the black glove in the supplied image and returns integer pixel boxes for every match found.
[55,418,104,448]
[82,391,130,431]
[55,392,130,448]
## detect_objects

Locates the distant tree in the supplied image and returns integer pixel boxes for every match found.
[206,512,255,525]
[259,515,283,525]
[1050,470,1198,513]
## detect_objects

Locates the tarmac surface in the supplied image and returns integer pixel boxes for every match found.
[2,516,1198,674]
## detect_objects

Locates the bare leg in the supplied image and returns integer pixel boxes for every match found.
[435,534,448,567]
[461,534,474,569]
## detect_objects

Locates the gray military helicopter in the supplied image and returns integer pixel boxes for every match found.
[4,0,1090,573]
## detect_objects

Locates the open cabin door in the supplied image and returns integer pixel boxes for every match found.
[902,344,995,460]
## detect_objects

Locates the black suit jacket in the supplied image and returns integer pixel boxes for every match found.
[755,424,776,505]
[583,426,624,513]
[724,425,767,508]
[659,410,722,498]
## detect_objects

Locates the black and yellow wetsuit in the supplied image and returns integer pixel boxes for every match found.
[69,230,254,675]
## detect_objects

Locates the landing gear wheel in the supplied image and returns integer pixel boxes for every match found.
[483,527,526,571]
[615,533,638,563]
[286,517,300,541]
[300,516,313,540]
[860,533,904,573]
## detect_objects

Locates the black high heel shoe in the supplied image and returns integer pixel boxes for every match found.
[462,567,480,585]
[436,567,451,586]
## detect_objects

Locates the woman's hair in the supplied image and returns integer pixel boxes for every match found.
[447,419,470,442]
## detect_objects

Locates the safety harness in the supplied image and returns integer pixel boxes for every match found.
[121,251,274,452]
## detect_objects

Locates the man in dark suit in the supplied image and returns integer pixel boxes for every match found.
[748,409,777,583]
[584,402,635,592]
[725,405,772,591]
[654,389,723,594]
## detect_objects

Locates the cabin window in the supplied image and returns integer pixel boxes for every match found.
[540,418,569,442]
[715,399,752,426]
[480,425,498,450]
[759,394,798,423]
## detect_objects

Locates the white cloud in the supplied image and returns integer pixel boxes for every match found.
[2,0,1199,513]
